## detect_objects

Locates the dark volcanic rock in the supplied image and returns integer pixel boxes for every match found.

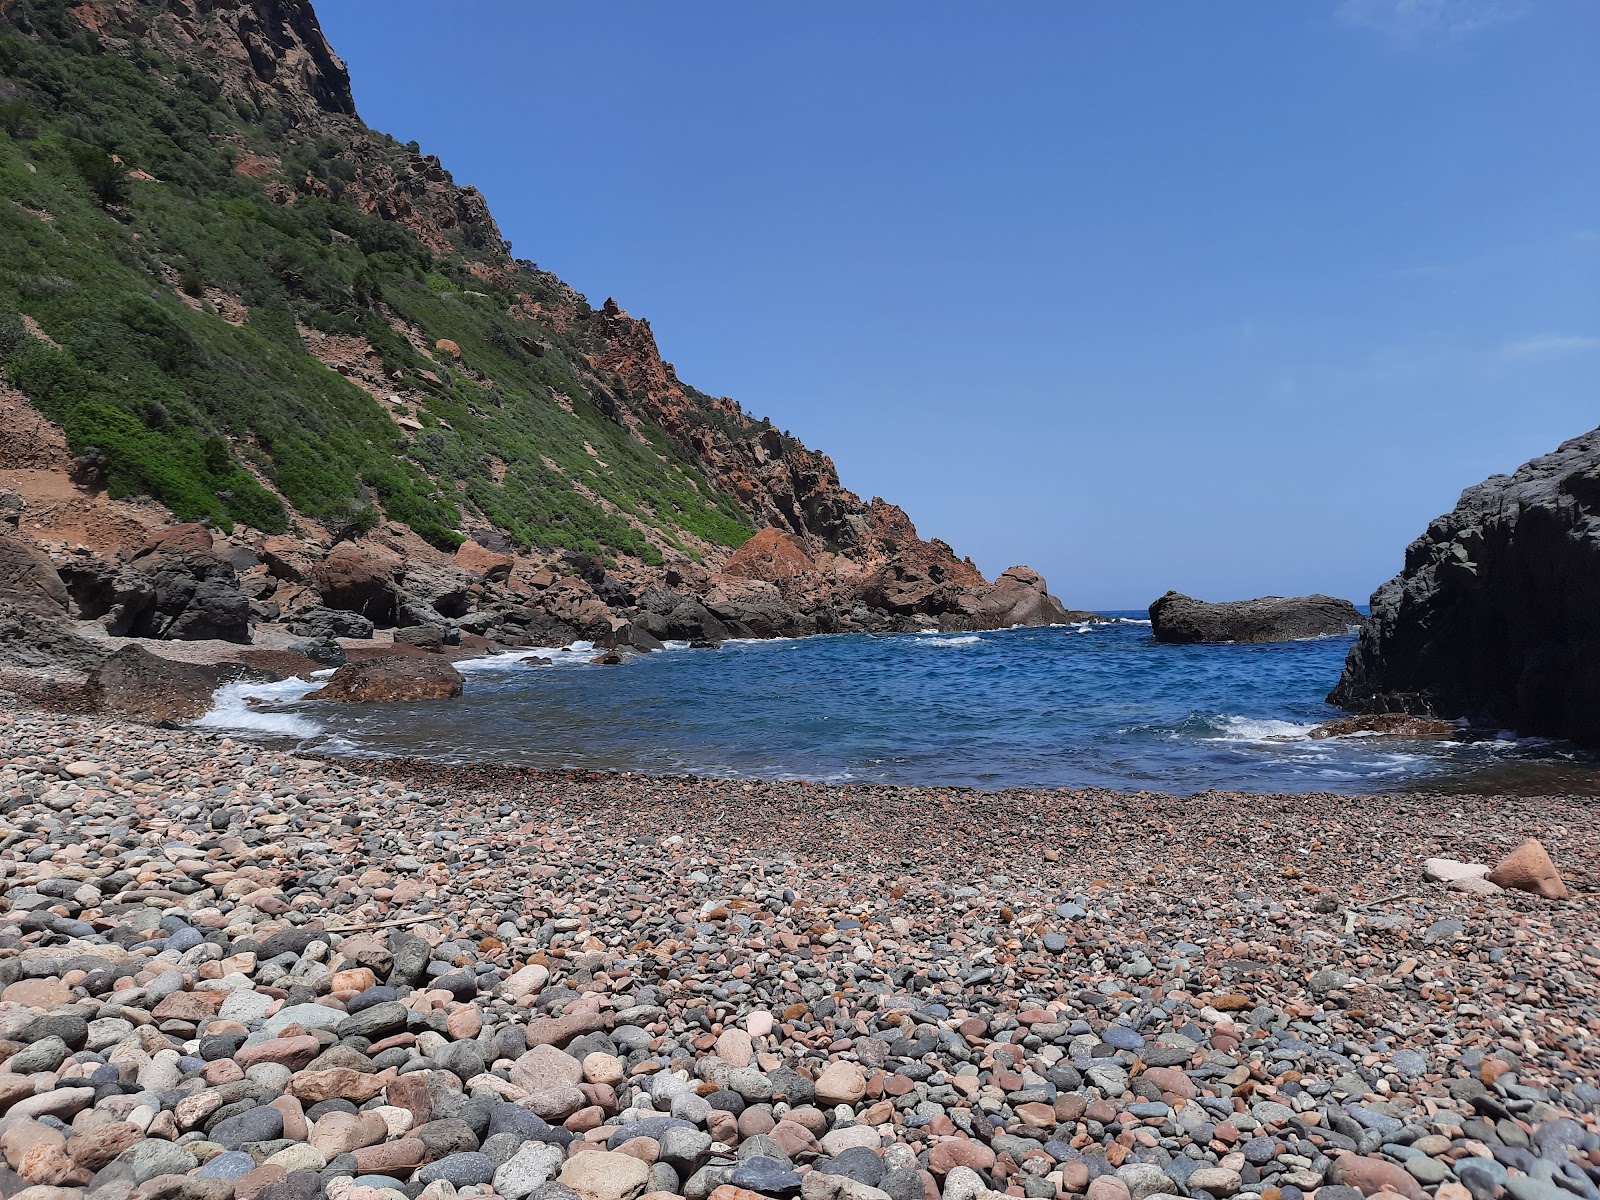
[106,524,251,643]
[1149,590,1362,644]
[1329,426,1600,746]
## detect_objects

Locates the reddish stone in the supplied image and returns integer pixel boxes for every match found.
[929,1138,996,1175]
[150,990,225,1020]
[1328,1155,1427,1200]
[236,1035,319,1071]
[350,1137,425,1176]
[1486,838,1570,899]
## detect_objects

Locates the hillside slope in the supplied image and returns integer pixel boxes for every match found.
[0,0,1086,661]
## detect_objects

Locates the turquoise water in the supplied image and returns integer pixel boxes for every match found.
[205,616,1597,794]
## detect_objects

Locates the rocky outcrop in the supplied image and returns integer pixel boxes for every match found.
[1328,427,1600,746]
[971,566,1095,629]
[288,605,375,640]
[312,542,403,625]
[1150,591,1362,645]
[0,529,68,617]
[1308,713,1457,741]
[310,656,465,703]
[106,525,251,643]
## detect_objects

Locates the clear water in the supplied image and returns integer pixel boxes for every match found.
[201,615,1599,795]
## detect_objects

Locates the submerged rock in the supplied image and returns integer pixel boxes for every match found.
[1150,590,1363,644]
[1309,713,1457,740]
[1329,425,1600,746]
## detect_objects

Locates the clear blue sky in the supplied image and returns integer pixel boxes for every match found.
[318,0,1598,610]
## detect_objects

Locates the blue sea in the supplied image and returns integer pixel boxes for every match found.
[201,616,1598,795]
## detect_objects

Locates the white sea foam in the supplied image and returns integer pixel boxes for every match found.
[454,641,597,673]
[194,677,322,737]
[1206,715,1321,743]
[914,634,980,647]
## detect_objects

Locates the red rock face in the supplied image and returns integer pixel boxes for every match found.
[722,528,817,588]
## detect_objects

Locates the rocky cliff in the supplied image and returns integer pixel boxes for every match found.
[1328,426,1600,746]
[0,0,1088,670]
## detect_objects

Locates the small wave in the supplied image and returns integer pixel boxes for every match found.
[1205,715,1321,743]
[455,641,599,673]
[194,678,322,737]
[914,634,981,647]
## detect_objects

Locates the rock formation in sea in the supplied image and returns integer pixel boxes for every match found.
[1148,591,1363,644]
[1329,425,1600,746]
[0,0,1093,686]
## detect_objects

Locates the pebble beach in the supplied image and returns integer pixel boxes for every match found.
[0,700,1596,1200]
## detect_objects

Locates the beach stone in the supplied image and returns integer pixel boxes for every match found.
[416,1151,497,1187]
[495,1141,569,1199]
[730,1156,803,1193]
[103,1139,200,1184]
[1485,838,1570,898]
[929,1139,994,1175]
[197,1151,258,1180]
[815,1062,868,1107]
[513,1043,585,1091]
[1187,1168,1241,1196]
[1327,1154,1427,1200]
[560,1150,651,1200]
[210,1105,285,1149]
[1116,1164,1173,1200]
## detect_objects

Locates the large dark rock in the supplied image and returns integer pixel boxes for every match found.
[0,528,69,616]
[1328,426,1600,746]
[288,605,375,640]
[107,524,251,643]
[88,645,267,724]
[1149,591,1362,644]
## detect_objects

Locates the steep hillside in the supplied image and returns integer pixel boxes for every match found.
[0,0,1086,661]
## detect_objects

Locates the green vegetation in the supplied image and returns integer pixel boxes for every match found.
[0,0,755,558]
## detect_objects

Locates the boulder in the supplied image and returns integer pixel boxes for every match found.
[1150,591,1362,644]
[88,645,264,724]
[0,601,105,679]
[311,542,403,625]
[0,529,69,617]
[454,538,514,582]
[1329,425,1600,746]
[1485,838,1570,900]
[722,528,818,589]
[394,624,450,651]
[972,565,1093,628]
[538,576,624,643]
[309,656,465,703]
[288,605,375,640]
[1309,714,1457,740]
[106,524,251,643]
[260,535,318,583]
